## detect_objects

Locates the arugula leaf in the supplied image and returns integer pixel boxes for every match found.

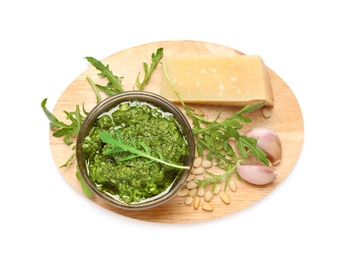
[85,56,124,95]
[196,164,238,191]
[99,130,189,170]
[227,102,265,123]
[41,98,85,146]
[135,48,164,90]
[86,76,102,104]
[76,168,93,198]
[237,135,269,165]
[61,150,76,168]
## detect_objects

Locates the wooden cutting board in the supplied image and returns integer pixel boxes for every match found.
[49,40,304,223]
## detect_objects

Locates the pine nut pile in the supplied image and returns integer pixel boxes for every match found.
[177,147,238,212]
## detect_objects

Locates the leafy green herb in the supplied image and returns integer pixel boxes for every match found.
[76,167,93,198]
[41,98,88,167]
[162,62,268,189]
[41,98,85,145]
[196,163,239,192]
[61,146,76,168]
[99,130,189,170]
[135,48,164,90]
[85,56,124,95]
[86,76,102,104]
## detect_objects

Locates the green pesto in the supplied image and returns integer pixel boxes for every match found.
[82,100,189,204]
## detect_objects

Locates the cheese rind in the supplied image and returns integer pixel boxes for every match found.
[161,55,274,106]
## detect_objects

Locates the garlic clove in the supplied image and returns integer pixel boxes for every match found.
[237,164,278,185]
[244,127,282,165]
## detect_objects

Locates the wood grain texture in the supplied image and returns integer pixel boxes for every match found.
[49,40,304,223]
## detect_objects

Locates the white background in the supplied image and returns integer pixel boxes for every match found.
[1,1,355,259]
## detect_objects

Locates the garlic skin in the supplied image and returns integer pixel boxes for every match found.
[237,164,278,185]
[244,127,282,165]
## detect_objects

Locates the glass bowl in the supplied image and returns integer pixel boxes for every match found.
[76,91,195,210]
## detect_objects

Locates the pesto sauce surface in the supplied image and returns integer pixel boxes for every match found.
[83,100,189,204]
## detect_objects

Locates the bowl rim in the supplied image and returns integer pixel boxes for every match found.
[76,91,195,210]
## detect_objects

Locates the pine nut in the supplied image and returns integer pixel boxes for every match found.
[213,183,222,195]
[192,166,205,175]
[262,107,272,118]
[184,196,193,205]
[220,191,231,204]
[189,188,197,197]
[228,179,237,192]
[202,149,210,156]
[204,191,213,202]
[177,188,189,196]
[202,202,214,211]
[193,108,204,116]
[201,158,213,168]
[187,173,195,182]
[193,157,203,167]
[197,186,205,197]
[186,180,198,189]
[193,196,201,209]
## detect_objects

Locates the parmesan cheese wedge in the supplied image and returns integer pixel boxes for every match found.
[161,55,274,106]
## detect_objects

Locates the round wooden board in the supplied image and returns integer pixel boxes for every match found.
[50,40,304,223]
